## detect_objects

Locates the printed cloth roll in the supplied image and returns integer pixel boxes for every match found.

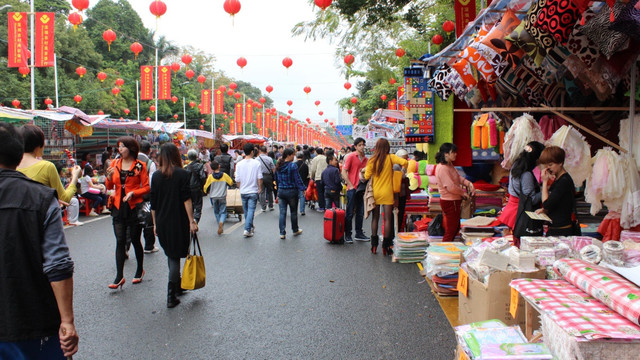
[554,258,640,325]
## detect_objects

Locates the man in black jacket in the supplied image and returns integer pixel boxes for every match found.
[186,149,207,223]
[0,123,79,358]
[214,143,234,179]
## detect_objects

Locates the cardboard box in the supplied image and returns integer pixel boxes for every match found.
[458,264,545,332]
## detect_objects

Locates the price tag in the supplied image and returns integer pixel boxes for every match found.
[457,268,468,297]
[510,287,519,318]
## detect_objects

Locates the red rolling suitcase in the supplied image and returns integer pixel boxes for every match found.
[324,208,345,243]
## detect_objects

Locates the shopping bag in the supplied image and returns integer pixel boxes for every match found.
[181,234,206,290]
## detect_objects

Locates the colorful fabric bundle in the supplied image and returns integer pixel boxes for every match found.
[500,113,545,169]
[585,147,627,215]
[546,125,592,187]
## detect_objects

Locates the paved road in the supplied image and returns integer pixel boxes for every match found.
[65,202,456,359]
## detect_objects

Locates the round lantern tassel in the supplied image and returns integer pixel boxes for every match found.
[610,9,615,22]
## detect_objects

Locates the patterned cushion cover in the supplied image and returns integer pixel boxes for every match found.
[444,65,469,99]
[507,21,547,65]
[610,0,640,42]
[478,9,527,70]
[427,64,453,101]
[581,2,630,58]
[565,6,600,68]
[451,58,478,88]
[533,0,582,44]
[524,0,558,52]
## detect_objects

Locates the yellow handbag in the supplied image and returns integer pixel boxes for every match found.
[181,234,206,290]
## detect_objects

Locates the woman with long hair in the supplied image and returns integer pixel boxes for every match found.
[498,141,545,236]
[105,137,150,289]
[434,143,475,242]
[537,146,578,236]
[150,143,198,308]
[364,138,408,255]
[275,148,306,239]
[79,164,109,216]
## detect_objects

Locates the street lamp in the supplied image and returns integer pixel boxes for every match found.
[0,5,12,11]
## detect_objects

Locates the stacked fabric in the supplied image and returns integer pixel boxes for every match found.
[424,242,468,295]
[393,232,428,263]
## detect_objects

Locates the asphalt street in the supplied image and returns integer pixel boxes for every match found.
[65,201,456,359]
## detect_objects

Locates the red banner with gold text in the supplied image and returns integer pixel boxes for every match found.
[255,112,262,136]
[201,89,211,114]
[8,12,28,67]
[214,89,224,114]
[35,13,54,67]
[454,0,477,37]
[235,103,243,134]
[158,66,171,100]
[140,66,153,100]
[265,112,271,138]
[229,115,236,135]
[245,103,253,125]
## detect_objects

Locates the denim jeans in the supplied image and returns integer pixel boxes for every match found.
[278,188,299,235]
[241,193,258,232]
[0,335,66,359]
[298,189,306,213]
[345,189,365,237]
[212,198,227,224]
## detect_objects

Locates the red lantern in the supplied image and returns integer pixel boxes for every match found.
[102,29,116,52]
[171,62,180,73]
[265,85,273,93]
[247,98,253,105]
[97,72,107,82]
[223,0,241,17]
[389,78,396,85]
[343,54,354,67]
[344,82,352,90]
[314,0,332,10]
[380,94,387,101]
[124,108,130,115]
[18,66,29,77]
[112,87,120,96]
[282,57,293,69]
[197,75,206,85]
[432,34,443,45]
[200,119,206,124]
[395,48,406,58]
[173,114,179,119]
[306,118,311,123]
[353,117,358,122]
[44,98,53,106]
[189,101,196,108]
[130,42,143,59]
[219,85,226,92]
[303,86,311,94]
[97,110,104,115]
[259,97,266,104]
[181,54,192,67]
[234,93,241,100]
[75,66,86,78]
[347,109,353,114]
[237,57,247,69]
[351,97,358,104]
[149,1,167,18]
[200,125,204,130]
[329,122,334,126]
[287,100,293,106]
[11,99,20,108]
[68,12,83,31]
[115,78,124,87]
[443,20,455,34]
[319,111,324,116]
[171,95,178,103]
[226,90,234,96]
[72,0,89,12]
[315,100,321,106]
[185,69,195,80]
[74,95,82,104]
[324,119,328,123]
[229,82,237,90]
[149,105,156,112]
[288,110,293,115]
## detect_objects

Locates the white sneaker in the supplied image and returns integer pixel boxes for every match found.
[243,230,253,237]
[101,208,111,214]
[280,234,286,239]
[88,210,99,217]
[69,221,84,226]
[293,229,303,236]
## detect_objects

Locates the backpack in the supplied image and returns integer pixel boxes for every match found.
[188,162,207,194]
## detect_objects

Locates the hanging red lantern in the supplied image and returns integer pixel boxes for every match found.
[380,94,387,101]
[223,0,241,17]
[171,62,180,73]
[97,110,104,115]
[102,29,116,52]
[200,125,204,130]
[442,20,455,34]
[68,12,83,31]
[200,119,205,124]
[197,75,206,85]
[344,82,352,90]
[329,122,334,126]
[314,100,321,106]
[287,100,293,106]
[314,0,333,10]
[389,78,396,85]
[189,101,196,108]
[351,97,358,104]
[288,110,293,115]
[395,48,406,58]
[72,0,89,12]
[319,111,324,116]
[343,54,354,67]
[432,34,443,45]
[226,90,234,96]
[237,57,247,69]
[185,69,195,80]
[75,66,86,78]
[130,42,143,59]
[347,109,353,114]
[149,105,156,112]
[282,57,293,69]
[259,97,266,104]
[149,1,167,19]
[265,85,273,93]
[97,72,107,82]
[124,108,130,115]
[306,118,311,123]
[181,54,192,67]
[234,93,241,100]
[18,66,29,77]
[44,98,53,106]
[74,95,83,104]
[173,114,179,119]
[11,99,20,108]
[247,98,253,105]
[303,86,311,94]
[171,95,178,103]
[324,119,328,123]
[219,85,226,92]
[112,87,120,96]
[115,78,124,87]
[229,82,237,90]
[353,117,358,122]
[146,117,151,121]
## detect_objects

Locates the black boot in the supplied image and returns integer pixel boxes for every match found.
[371,235,379,254]
[167,281,181,308]
[382,237,394,256]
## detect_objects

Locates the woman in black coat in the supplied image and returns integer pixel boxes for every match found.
[150,143,198,308]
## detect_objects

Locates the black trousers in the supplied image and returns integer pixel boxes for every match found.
[113,215,143,280]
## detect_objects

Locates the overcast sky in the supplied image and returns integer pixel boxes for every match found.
[129,0,353,126]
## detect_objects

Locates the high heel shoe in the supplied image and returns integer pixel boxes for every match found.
[132,270,145,284]
[108,277,125,290]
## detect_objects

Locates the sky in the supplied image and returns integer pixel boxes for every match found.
[128,0,354,127]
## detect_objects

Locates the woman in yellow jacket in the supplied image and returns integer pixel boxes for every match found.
[364,138,407,255]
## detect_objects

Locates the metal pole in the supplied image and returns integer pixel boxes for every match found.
[136,80,140,121]
[154,48,158,123]
[242,94,246,135]
[183,97,187,129]
[54,53,59,108]
[29,0,35,110]
[630,60,637,156]
[211,77,215,135]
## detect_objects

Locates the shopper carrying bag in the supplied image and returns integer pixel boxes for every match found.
[181,234,206,290]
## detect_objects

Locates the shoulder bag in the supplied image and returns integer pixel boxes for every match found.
[181,233,206,290]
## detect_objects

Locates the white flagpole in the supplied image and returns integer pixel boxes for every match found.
[183,97,187,129]
[211,77,215,135]
[154,48,158,123]
[54,53,59,108]
[136,80,140,121]
[242,94,246,135]
[29,0,35,110]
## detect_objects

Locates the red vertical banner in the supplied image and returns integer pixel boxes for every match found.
[387,98,397,123]
[214,89,224,114]
[201,89,211,114]
[235,103,243,134]
[229,115,236,135]
[140,66,154,100]
[255,112,262,136]
[298,124,303,144]
[278,117,284,141]
[454,0,477,37]
[397,86,406,111]
[35,13,54,67]
[245,103,253,126]
[7,12,28,67]
[158,66,171,100]
[265,112,271,138]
